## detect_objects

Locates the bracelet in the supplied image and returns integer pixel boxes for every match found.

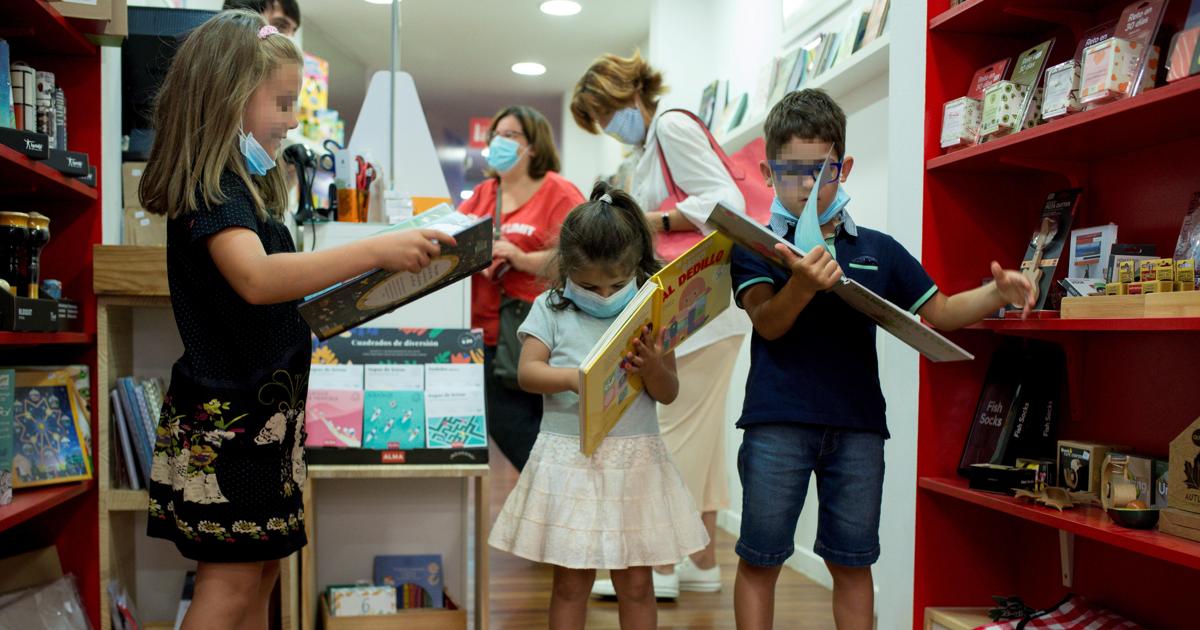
[661,212,671,232]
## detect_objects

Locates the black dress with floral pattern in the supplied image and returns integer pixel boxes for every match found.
[147,171,312,563]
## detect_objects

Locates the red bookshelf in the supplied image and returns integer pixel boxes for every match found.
[0,482,91,534]
[0,145,100,202]
[0,2,104,627]
[916,2,1200,628]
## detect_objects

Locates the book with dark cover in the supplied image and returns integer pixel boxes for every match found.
[1014,189,1081,312]
[299,207,493,340]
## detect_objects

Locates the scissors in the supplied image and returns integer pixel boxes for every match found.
[317,139,342,173]
[356,156,377,191]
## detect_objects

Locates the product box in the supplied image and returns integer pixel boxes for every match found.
[940,97,981,149]
[1177,258,1195,284]
[1127,282,1144,295]
[0,293,73,332]
[1168,415,1200,514]
[1117,259,1136,283]
[122,207,166,247]
[1106,282,1126,295]
[1154,258,1175,282]
[362,390,425,450]
[1142,279,1173,294]
[1016,457,1056,491]
[967,463,1036,495]
[121,162,146,210]
[1179,281,1196,292]
[1019,87,1044,130]
[76,165,96,188]
[326,584,397,617]
[980,81,1028,138]
[0,127,50,160]
[1081,38,1140,104]
[1154,458,1170,509]
[1160,507,1200,543]
[1058,440,1124,494]
[1042,60,1082,119]
[1167,27,1200,83]
[44,149,89,177]
[49,0,113,20]
[1139,259,1157,282]
[306,388,365,449]
[1103,452,1157,506]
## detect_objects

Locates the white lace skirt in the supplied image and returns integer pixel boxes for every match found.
[489,432,709,569]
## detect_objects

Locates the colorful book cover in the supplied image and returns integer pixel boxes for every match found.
[0,39,14,129]
[306,389,364,448]
[725,93,749,132]
[1068,224,1118,281]
[11,371,92,488]
[578,233,734,455]
[313,327,485,366]
[374,554,444,609]
[0,369,13,504]
[424,363,486,449]
[698,80,719,128]
[116,379,151,482]
[363,390,425,450]
[298,206,493,340]
[110,389,141,490]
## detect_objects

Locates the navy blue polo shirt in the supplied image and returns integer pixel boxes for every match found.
[730,215,937,438]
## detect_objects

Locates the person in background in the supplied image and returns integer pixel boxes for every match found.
[458,106,584,472]
[571,50,748,599]
[223,0,301,37]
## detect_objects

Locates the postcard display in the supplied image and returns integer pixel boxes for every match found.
[305,328,488,466]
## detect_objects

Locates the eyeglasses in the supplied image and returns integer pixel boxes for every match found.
[489,130,526,142]
[769,160,842,186]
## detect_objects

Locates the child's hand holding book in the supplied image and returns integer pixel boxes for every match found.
[368,229,457,273]
[777,243,844,296]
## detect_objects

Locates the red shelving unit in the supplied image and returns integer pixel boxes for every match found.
[0,145,100,202]
[0,2,104,627]
[0,331,94,346]
[0,482,91,534]
[915,2,1200,628]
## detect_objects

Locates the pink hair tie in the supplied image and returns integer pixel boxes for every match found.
[258,25,278,39]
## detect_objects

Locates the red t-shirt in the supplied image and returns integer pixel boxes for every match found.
[460,171,582,345]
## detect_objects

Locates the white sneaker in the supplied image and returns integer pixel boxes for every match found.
[677,558,721,592]
[589,571,680,600]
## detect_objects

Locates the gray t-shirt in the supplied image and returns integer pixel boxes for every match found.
[517,291,659,438]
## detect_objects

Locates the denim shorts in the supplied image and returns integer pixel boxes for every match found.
[735,423,885,568]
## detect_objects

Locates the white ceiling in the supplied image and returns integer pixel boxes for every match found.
[297,0,651,102]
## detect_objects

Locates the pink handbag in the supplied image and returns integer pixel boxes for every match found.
[654,108,773,261]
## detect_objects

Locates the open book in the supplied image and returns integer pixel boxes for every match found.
[578,233,733,455]
[299,205,493,340]
[707,203,973,363]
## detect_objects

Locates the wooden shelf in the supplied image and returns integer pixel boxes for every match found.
[105,489,149,512]
[307,464,489,480]
[0,481,90,534]
[0,0,96,56]
[920,477,1200,571]
[0,145,99,203]
[721,35,890,153]
[0,331,94,346]
[93,246,168,297]
[927,76,1200,173]
[968,317,1200,332]
[929,0,1101,35]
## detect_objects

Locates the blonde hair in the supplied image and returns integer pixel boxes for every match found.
[570,50,666,135]
[140,10,302,220]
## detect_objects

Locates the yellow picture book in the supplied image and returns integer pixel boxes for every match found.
[578,232,733,455]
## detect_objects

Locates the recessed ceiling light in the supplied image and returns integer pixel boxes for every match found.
[460,190,474,200]
[540,1,581,16]
[364,0,398,5]
[512,62,546,76]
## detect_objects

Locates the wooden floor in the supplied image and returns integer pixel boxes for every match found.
[486,447,836,629]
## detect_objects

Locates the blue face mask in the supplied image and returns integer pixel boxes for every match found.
[603,107,646,145]
[770,158,849,253]
[239,129,276,176]
[564,276,638,319]
[486,136,525,173]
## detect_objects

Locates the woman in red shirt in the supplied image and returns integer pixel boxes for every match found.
[459,105,583,471]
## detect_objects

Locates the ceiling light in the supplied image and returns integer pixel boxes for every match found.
[364,0,398,5]
[460,190,474,200]
[480,147,490,158]
[511,62,546,76]
[540,1,581,16]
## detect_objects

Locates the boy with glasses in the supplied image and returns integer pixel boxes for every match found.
[730,89,1035,630]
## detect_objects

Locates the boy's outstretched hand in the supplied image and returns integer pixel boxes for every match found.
[777,243,842,295]
[992,261,1036,318]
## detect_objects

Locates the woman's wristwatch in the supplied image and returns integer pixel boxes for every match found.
[661,212,671,232]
